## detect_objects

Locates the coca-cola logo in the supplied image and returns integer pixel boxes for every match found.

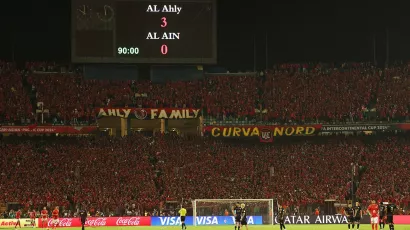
[48,218,72,227]
[116,217,141,226]
[85,218,107,226]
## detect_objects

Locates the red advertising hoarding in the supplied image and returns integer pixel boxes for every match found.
[393,215,410,224]
[42,217,151,227]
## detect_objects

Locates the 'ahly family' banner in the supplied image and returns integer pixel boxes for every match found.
[203,125,322,142]
[97,108,201,120]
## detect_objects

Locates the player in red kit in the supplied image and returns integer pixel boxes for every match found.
[15,209,22,229]
[41,207,48,229]
[368,200,379,230]
[51,207,59,230]
[30,209,37,228]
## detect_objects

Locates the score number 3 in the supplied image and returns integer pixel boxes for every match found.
[161,17,167,28]
[161,17,168,55]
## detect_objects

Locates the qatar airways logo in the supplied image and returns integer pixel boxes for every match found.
[274,215,350,224]
[116,217,141,226]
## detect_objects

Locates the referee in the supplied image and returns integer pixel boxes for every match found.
[79,208,87,230]
[178,205,187,230]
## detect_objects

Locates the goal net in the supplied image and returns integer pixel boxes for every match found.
[192,199,274,226]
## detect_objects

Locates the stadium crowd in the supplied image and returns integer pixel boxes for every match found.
[0,133,408,215]
[0,136,158,216]
[0,61,409,124]
[0,61,409,216]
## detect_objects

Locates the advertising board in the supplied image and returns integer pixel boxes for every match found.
[151,216,263,226]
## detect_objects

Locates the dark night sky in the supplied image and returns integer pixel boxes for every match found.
[0,0,410,70]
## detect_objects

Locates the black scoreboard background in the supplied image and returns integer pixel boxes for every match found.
[71,0,216,64]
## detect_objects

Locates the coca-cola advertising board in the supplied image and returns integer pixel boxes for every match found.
[42,217,151,227]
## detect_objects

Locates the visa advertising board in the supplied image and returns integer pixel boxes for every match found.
[151,216,263,226]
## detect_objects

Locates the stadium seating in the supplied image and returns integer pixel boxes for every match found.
[12,62,408,124]
[0,62,32,125]
[376,67,410,121]
[0,135,158,215]
[0,61,409,215]
[0,134,408,215]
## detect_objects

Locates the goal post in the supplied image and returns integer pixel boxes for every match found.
[193,199,274,226]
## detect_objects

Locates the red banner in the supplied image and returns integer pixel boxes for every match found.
[96,108,201,120]
[42,217,151,227]
[0,126,98,134]
[203,125,322,142]
[393,215,410,224]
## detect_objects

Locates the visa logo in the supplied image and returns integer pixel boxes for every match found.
[229,216,255,225]
[196,216,218,225]
[159,217,181,225]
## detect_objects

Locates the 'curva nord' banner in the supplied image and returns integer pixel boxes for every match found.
[151,216,263,226]
[97,108,201,120]
[203,125,322,142]
[41,217,151,227]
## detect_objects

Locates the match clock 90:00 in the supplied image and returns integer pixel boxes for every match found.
[117,47,140,55]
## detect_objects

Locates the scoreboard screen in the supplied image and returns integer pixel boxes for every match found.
[71,0,216,64]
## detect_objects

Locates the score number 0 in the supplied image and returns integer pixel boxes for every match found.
[160,17,168,55]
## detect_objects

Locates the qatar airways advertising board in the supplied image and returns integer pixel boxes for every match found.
[275,215,410,225]
[276,215,368,224]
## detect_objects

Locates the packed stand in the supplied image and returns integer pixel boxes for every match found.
[158,135,348,204]
[376,67,410,121]
[356,135,410,206]
[0,61,409,125]
[0,61,33,124]
[261,68,379,123]
[202,75,259,119]
[27,74,133,125]
[0,61,403,124]
[0,133,408,215]
[152,134,410,213]
[0,135,158,216]
[157,135,410,213]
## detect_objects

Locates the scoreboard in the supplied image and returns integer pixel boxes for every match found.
[71,0,217,64]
